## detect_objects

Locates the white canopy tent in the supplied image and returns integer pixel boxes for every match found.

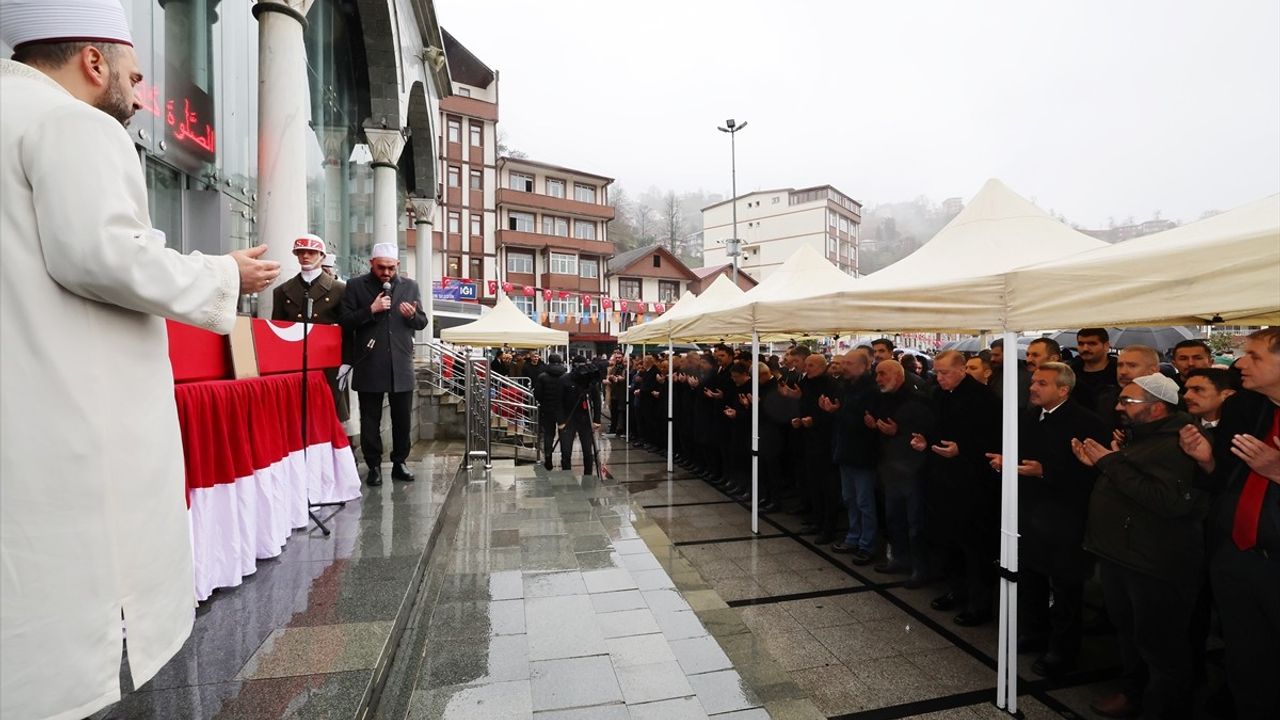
[657,184,1279,714]
[617,274,746,345]
[440,292,569,348]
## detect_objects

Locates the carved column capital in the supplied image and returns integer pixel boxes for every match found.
[363,125,406,169]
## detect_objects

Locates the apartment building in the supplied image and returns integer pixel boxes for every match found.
[701,185,863,281]
[495,157,617,348]
[604,245,699,335]
[428,30,499,289]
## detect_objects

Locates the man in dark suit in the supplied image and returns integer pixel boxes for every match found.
[909,350,1002,622]
[273,234,348,422]
[339,243,428,487]
[1180,328,1280,720]
[991,362,1107,677]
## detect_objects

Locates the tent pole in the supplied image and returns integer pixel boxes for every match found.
[667,336,674,473]
[751,331,760,535]
[996,329,1020,713]
[624,344,631,444]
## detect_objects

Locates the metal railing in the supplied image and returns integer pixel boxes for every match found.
[415,340,540,463]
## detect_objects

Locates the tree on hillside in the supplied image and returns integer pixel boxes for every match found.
[661,191,681,251]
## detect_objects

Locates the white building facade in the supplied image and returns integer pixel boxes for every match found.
[701,185,862,281]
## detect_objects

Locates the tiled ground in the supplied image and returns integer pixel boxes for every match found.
[92,443,465,720]
[389,447,826,720]
[604,438,1233,720]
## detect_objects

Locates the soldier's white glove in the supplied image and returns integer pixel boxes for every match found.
[337,364,353,391]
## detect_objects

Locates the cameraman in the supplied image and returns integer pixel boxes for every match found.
[560,355,603,475]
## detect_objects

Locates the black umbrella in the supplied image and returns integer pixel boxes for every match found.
[1047,326,1201,352]
[940,336,1032,359]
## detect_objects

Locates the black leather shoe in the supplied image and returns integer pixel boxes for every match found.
[391,462,415,482]
[849,549,874,566]
[953,610,993,627]
[931,592,964,611]
[365,468,382,486]
[1031,651,1074,678]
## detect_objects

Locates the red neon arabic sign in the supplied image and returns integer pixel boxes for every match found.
[137,79,216,158]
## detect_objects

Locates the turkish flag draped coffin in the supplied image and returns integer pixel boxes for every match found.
[167,318,342,382]
[174,371,360,601]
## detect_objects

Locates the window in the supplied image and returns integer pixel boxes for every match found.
[507,252,534,274]
[579,258,599,279]
[652,254,661,268]
[469,169,482,190]
[573,220,597,240]
[508,211,535,232]
[447,256,461,277]
[457,87,471,97]
[658,280,680,303]
[512,294,534,315]
[619,278,641,300]
[447,211,461,234]
[545,178,565,198]
[772,196,780,204]
[549,252,578,275]
[826,237,837,255]
[541,216,569,237]
[447,118,461,143]
[470,214,482,236]
[839,216,849,233]
[828,210,838,227]
[574,183,597,203]
[509,172,534,192]
[469,124,482,146]
[447,165,461,187]
[549,297,575,317]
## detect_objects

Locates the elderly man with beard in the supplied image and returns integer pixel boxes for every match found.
[0,5,284,716]
[868,360,935,582]
[1180,328,1280,720]
[908,350,1002,621]
[990,362,1107,677]
[1075,374,1205,720]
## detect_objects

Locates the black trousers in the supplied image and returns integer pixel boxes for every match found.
[560,420,595,474]
[1020,568,1084,660]
[1098,560,1196,720]
[358,390,413,466]
[1210,544,1280,720]
[540,418,559,467]
[805,456,841,535]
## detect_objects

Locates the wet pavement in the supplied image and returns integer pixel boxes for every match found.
[91,441,468,720]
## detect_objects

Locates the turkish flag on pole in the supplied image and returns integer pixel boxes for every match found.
[601,297,613,310]
[619,300,628,313]
[522,286,535,297]
[543,288,552,302]
[581,293,591,307]
[487,280,498,296]
[501,281,513,294]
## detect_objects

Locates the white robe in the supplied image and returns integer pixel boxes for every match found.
[0,60,240,720]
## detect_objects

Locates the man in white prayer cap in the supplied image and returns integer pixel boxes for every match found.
[339,243,427,486]
[1,2,280,718]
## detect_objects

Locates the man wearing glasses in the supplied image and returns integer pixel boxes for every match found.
[1072,373,1205,720]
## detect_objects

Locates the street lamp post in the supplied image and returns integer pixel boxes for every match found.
[717,118,747,284]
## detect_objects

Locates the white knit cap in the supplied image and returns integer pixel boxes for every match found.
[321,252,336,268]
[1132,373,1180,405]
[1,0,133,50]
[371,243,398,260]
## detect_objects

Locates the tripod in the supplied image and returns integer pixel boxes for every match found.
[549,383,611,481]
[302,296,346,536]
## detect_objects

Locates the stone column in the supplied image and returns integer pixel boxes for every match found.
[363,124,407,259]
[253,0,315,318]
[408,196,437,339]
[316,125,348,269]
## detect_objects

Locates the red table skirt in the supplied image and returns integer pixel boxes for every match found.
[174,371,361,601]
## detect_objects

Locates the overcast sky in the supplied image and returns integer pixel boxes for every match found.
[437,0,1279,227]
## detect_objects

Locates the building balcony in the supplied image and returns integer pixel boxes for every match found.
[440,95,498,122]
[496,188,616,221]
[496,229,615,256]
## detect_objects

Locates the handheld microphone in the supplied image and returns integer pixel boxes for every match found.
[382,281,392,294]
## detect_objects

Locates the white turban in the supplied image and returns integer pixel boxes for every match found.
[1,0,133,50]
[371,243,399,260]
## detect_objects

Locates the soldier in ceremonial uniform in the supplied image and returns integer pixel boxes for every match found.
[272,234,348,422]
